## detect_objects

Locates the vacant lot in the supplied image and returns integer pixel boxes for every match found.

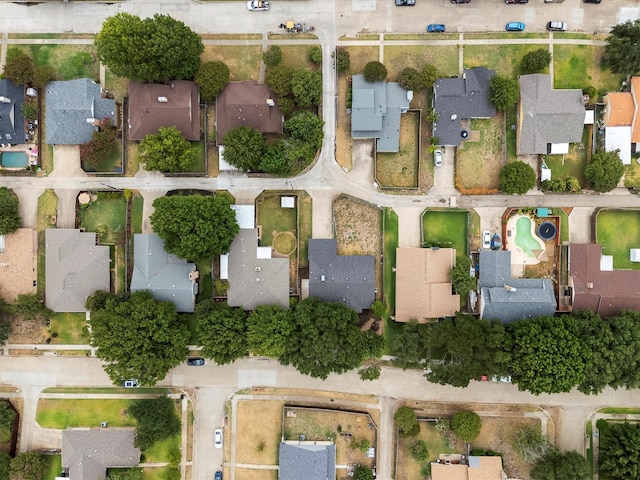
[202,45,262,81]
[397,421,459,480]
[336,76,352,170]
[376,112,420,189]
[422,209,469,258]
[236,400,283,465]
[385,45,459,79]
[553,45,622,94]
[596,209,640,270]
[334,195,381,256]
[464,44,546,77]
[456,115,504,194]
[383,208,399,346]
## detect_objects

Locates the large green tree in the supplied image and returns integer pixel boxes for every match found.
[605,20,640,75]
[139,126,195,173]
[521,49,552,75]
[363,61,387,82]
[247,305,294,357]
[0,187,21,235]
[95,13,203,82]
[196,300,248,365]
[284,111,324,151]
[150,194,239,260]
[195,61,230,101]
[279,298,384,379]
[394,406,418,435]
[88,290,189,386]
[291,69,322,107]
[584,149,625,193]
[599,422,640,479]
[489,74,520,111]
[9,451,47,480]
[499,161,537,194]
[450,256,474,296]
[265,65,295,97]
[531,451,591,480]
[129,396,181,450]
[221,126,266,172]
[392,320,428,370]
[451,411,481,442]
[2,49,34,86]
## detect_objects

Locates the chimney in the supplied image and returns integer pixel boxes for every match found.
[157,96,168,103]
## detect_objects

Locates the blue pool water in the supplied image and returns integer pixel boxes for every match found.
[1,151,28,168]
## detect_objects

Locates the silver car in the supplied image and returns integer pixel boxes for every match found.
[433,149,443,167]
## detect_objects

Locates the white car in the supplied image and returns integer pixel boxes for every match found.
[482,231,491,249]
[433,149,443,167]
[492,375,512,383]
[246,0,270,10]
[123,379,139,388]
[214,428,223,448]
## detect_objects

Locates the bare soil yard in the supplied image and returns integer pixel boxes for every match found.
[336,76,352,170]
[235,469,277,480]
[235,400,283,465]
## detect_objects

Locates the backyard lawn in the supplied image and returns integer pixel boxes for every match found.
[382,208,401,353]
[385,45,459,79]
[49,312,87,345]
[542,127,590,187]
[36,190,58,297]
[422,209,469,258]
[132,194,144,234]
[596,209,640,270]
[553,45,623,95]
[297,192,313,267]
[505,106,517,161]
[257,193,297,250]
[43,455,62,480]
[397,421,459,480]
[36,399,137,429]
[624,159,640,188]
[464,44,547,77]
[376,112,420,189]
[104,69,129,102]
[455,116,503,194]
[144,433,181,462]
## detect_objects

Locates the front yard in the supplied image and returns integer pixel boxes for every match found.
[596,209,640,270]
[397,421,459,480]
[553,45,622,95]
[464,44,547,77]
[422,209,469,258]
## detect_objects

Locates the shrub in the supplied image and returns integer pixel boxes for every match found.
[521,48,552,74]
[363,61,387,82]
[262,46,282,67]
[333,48,350,73]
[309,46,322,64]
[499,161,536,194]
[395,406,419,436]
[410,439,429,461]
[195,61,230,101]
[20,102,37,121]
[358,365,381,381]
[80,125,117,171]
[451,411,481,442]
[398,67,423,91]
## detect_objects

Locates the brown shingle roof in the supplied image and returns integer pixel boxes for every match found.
[570,243,640,317]
[128,81,200,141]
[216,80,283,144]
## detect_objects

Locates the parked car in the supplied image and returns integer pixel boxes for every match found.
[544,0,565,3]
[214,428,223,448]
[506,22,525,31]
[491,375,512,383]
[187,357,205,366]
[583,0,601,4]
[215,471,223,480]
[451,0,470,4]
[246,0,269,10]
[123,379,139,388]
[433,149,443,167]
[505,0,529,4]
[491,233,502,250]
[547,21,567,31]
[482,231,491,249]
[427,24,446,33]
[396,0,416,5]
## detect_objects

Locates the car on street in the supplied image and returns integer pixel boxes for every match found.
[427,24,446,33]
[482,231,491,249]
[451,0,470,4]
[583,0,601,3]
[396,0,416,5]
[246,0,269,10]
[187,357,205,366]
[214,428,223,448]
[505,0,529,4]
[433,149,443,167]
[544,0,565,3]
[123,379,139,388]
[215,471,223,480]
[547,21,567,31]
[506,22,525,31]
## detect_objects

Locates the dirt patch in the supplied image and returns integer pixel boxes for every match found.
[336,76,352,170]
[235,400,283,465]
[376,112,420,189]
[235,469,277,480]
[250,387,378,405]
[0,229,37,303]
[7,317,48,344]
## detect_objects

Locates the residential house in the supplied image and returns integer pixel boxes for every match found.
[0,79,25,145]
[433,67,496,147]
[602,77,640,165]
[61,428,140,480]
[221,205,290,310]
[351,74,411,153]
[308,239,375,313]
[128,80,200,141]
[45,78,116,145]
[478,250,556,323]
[394,247,460,322]
[216,80,283,145]
[278,441,336,480]
[517,74,586,155]
[130,233,198,313]
[431,454,507,480]
[45,229,110,312]
[0,229,36,302]
[569,243,640,317]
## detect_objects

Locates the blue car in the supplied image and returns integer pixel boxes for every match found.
[506,21,525,31]
[427,24,446,33]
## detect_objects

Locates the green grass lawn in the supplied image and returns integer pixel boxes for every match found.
[422,209,469,258]
[43,387,170,394]
[49,312,87,344]
[195,258,213,303]
[624,159,640,188]
[383,208,401,354]
[297,192,313,267]
[384,45,459,79]
[257,193,297,247]
[553,45,623,94]
[144,433,181,462]
[596,209,640,269]
[464,44,547,77]
[36,399,138,429]
[181,314,199,345]
[43,455,62,480]
[557,209,570,243]
[585,421,594,477]
[398,421,459,480]
[104,69,129,102]
[36,190,58,297]
[505,106,518,161]
[12,45,99,81]
[95,138,123,173]
[78,192,127,245]
[131,194,144,234]
[541,127,589,187]
[186,141,206,173]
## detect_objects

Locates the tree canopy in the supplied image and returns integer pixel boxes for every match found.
[499,160,537,194]
[363,61,388,82]
[139,126,195,173]
[0,187,21,235]
[195,61,230,101]
[489,75,520,111]
[521,49,552,75]
[584,149,625,192]
[392,320,428,370]
[196,300,248,364]
[2,49,34,86]
[129,396,181,450]
[451,411,482,442]
[394,406,419,435]
[450,256,474,296]
[531,451,591,480]
[398,67,423,91]
[10,294,52,321]
[599,422,640,479]
[9,451,47,480]
[265,65,295,97]
[291,69,322,107]
[333,48,350,74]
[150,194,239,260]
[88,290,189,386]
[221,126,266,172]
[95,13,203,82]
[262,46,282,67]
[284,111,324,151]
[605,20,640,75]
[247,304,294,357]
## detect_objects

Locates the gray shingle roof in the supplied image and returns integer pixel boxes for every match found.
[130,234,198,313]
[308,239,375,313]
[433,67,496,146]
[0,79,25,144]
[226,229,290,310]
[45,78,115,145]
[518,74,585,154]
[45,229,110,312]
[279,442,336,480]
[351,74,410,153]
[478,250,556,323]
[62,428,140,480]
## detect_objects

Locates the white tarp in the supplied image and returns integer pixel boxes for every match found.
[584,110,595,125]
[219,254,229,279]
[600,255,614,271]
[550,143,569,154]
[256,246,272,259]
[605,126,632,165]
[281,196,295,208]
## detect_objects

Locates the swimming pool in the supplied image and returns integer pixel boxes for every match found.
[515,216,544,257]
[1,151,28,168]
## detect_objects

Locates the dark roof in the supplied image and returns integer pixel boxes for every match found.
[279,442,336,480]
[45,229,110,312]
[308,239,375,313]
[62,428,140,480]
[570,243,640,317]
[128,81,200,141]
[351,74,410,152]
[45,79,115,145]
[478,250,556,323]
[518,74,585,154]
[0,79,25,144]
[216,80,283,144]
[433,67,496,146]
[130,234,198,313]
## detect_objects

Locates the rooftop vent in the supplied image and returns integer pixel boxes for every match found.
[157,96,168,103]
[266,98,275,107]
[587,282,594,289]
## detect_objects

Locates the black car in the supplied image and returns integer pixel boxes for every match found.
[395,0,416,5]
[186,357,205,366]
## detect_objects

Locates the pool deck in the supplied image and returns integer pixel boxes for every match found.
[505,214,548,275]
[0,144,38,169]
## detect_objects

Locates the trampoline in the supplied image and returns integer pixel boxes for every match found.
[537,222,557,240]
